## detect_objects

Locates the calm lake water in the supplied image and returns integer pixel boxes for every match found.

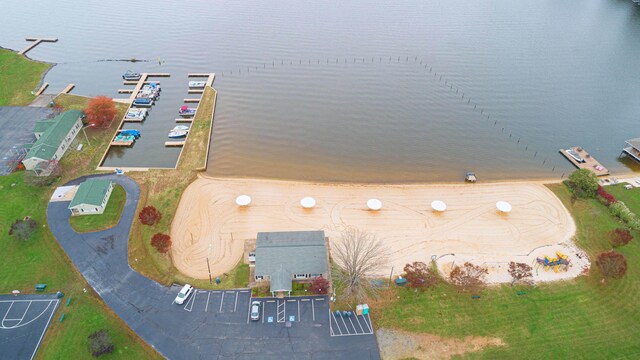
[2,0,640,182]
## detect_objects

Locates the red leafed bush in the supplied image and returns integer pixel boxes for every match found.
[596,251,627,279]
[597,185,617,205]
[85,96,118,128]
[310,276,330,295]
[151,233,171,254]
[403,261,438,290]
[139,206,161,225]
[609,228,633,247]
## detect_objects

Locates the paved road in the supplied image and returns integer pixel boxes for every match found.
[47,174,380,359]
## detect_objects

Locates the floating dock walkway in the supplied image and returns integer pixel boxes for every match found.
[19,37,58,55]
[560,147,609,176]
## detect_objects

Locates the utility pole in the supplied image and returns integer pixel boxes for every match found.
[207,257,212,284]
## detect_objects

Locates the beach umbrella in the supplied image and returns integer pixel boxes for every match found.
[496,201,512,213]
[367,198,382,210]
[235,195,252,206]
[431,200,447,212]
[301,197,316,209]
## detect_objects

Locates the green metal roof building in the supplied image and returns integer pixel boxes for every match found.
[68,179,114,216]
[254,231,328,296]
[23,110,83,176]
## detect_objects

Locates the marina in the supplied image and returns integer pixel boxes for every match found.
[559,147,609,177]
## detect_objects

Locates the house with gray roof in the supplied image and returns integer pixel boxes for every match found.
[68,179,114,215]
[254,231,329,296]
[22,110,83,176]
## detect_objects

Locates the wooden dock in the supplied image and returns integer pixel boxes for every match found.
[118,89,134,94]
[61,84,75,94]
[175,118,193,123]
[111,140,134,146]
[19,37,58,55]
[123,118,144,123]
[34,83,49,96]
[560,147,610,176]
[184,98,200,103]
[165,141,185,147]
[188,89,204,94]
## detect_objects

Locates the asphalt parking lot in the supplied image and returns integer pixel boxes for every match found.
[0,107,53,175]
[0,294,60,360]
[247,296,328,325]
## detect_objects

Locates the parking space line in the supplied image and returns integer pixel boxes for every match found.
[348,315,358,333]
[246,298,253,324]
[240,290,249,293]
[266,300,275,303]
[338,312,350,334]
[362,313,373,333]
[205,292,211,312]
[297,300,300,321]
[330,311,342,335]
[234,292,239,312]
[312,299,316,321]
[353,313,366,333]
[183,290,197,312]
[277,300,286,323]
[219,292,225,313]
[262,302,265,324]
[287,299,296,302]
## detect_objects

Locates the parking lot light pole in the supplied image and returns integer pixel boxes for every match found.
[207,257,212,284]
[82,123,95,146]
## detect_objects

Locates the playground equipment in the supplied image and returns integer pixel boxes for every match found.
[536,251,572,273]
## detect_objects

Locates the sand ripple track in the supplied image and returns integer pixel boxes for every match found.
[171,176,576,280]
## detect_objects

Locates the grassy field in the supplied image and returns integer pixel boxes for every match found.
[69,184,126,233]
[370,183,640,359]
[126,87,237,289]
[0,48,50,106]
[0,173,160,359]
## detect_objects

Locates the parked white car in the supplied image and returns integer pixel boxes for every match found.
[250,301,261,321]
[174,284,193,305]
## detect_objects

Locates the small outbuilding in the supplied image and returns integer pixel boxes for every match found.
[68,179,114,216]
[254,230,329,297]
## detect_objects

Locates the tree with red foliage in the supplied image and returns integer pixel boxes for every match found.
[139,206,162,226]
[151,233,172,254]
[596,251,627,279]
[609,228,633,247]
[310,276,330,295]
[403,261,438,290]
[597,185,617,205]
[85,96,118,128]
[449,262,488,293]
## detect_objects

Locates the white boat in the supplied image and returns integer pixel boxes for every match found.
[188,81,206,88]
[172,125,190,131]
[168,130,188,138]
[126,108,147,119]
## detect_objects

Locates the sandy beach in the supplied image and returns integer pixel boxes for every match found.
[171,175,586,283]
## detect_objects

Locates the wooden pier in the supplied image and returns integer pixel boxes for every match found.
[123,118,144,123]
[61,84,75,94]
[165,141,185,147]
[560,147,610,176]
[175,118,193,123]
[19,37,58,55]
[34,83,49,96]
[188,89,204,94]
[183,98,200,103]
[110,140,135,146]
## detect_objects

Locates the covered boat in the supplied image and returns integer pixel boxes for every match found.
[133,98,154,106]
[172,125,190,131]
[178,105,196,117]
[118,129,141,138]
[188,81,206,88]
[122,70,142,81]
[168,130,188,138]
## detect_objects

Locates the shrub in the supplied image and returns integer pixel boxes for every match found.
[596,251,627,279]
[609,228,633,247]
[609,201,640,231]
[597,185,617,205]
[139,206,161,225]
[449,262,488,293]
[567,169,599,198]
[9,218,37,241]
[507,262,533,285]
[310,276,330,295]
[85,96,118,128]
[88,329,114,357]
[151,233,171,253]
[403,261,438,290]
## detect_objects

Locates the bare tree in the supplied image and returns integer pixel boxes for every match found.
[332,227,388,302]
[508,262,533,286]
[449,262,488,293]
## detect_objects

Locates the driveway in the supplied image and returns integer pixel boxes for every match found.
[47,174,380,359]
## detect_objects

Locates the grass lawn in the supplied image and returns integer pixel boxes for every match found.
[370,183,640,358]
[69,184,126,233]
[0,48,50,106]
[127,87,230,288]
[0,173,160,359]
